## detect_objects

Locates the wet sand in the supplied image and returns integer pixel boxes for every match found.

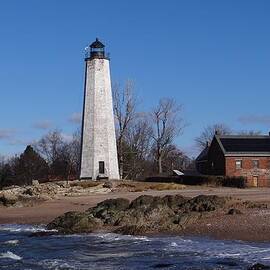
[1,186,270,241]
[182,208,270,242]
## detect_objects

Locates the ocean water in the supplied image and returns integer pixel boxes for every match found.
[0,224,269,269]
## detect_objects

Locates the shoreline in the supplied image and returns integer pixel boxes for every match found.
[1,187,270,242]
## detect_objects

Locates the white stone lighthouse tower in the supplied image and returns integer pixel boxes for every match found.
[80,38,119,180]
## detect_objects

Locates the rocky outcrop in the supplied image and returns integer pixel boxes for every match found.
[0,192,19,207]
[0,180,112,207]
[102,181,114,189]
[47,194,234,235]
[46,211,102,233]
[248,263,270,270]
[0,183,59,207]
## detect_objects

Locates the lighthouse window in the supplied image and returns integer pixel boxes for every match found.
[99,161,105,174]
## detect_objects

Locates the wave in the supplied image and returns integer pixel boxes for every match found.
[94,232,151,242]
[37,259,76,269]
[3,239,19,245]
[0,224,56,233]
[0,251,22,260]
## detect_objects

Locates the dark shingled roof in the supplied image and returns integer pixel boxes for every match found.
[216,135,270,154]
[196,134,270,161]
[196,146,209,161]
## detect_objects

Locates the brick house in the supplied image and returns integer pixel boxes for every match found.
[196,134,270,187]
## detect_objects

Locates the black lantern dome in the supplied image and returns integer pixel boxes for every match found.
[90,38,105,49]
[85,38,107,60]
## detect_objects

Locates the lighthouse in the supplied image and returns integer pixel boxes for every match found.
[80,38,120,180]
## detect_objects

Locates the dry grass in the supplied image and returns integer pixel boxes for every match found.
[115,181,185,192]
[69,181,101,189]
[148,183,185,191]
[68,180,185,192]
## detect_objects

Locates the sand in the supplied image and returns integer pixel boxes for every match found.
[1,186,270,241]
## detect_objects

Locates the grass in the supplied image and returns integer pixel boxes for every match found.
[115,181,185,192]
[67,180,186,192]
[69,181,101,189]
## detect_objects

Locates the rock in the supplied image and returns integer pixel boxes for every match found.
[46,194,238,235]
[248,263,270,270]
[227,208,243,215]
[0,192,18,206]
[128,194,186,213]
[103,181,113,188]
[161,194,187,209]
[32,180,39,186]
[89,198,130,225]
[22,183,58,197]
[129,195,156,209]
[2,185,21,191]
[90,198,130,214]
[0,179,115,208]
[183,195,227,212]
[173,212,201,228]
[29,231,57,237]
[114,225,149,235]
[23,188,34,196]
[118,203,175,229]
[55,181,70,188]
[47,211,102,233]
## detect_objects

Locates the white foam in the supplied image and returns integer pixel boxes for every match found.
[217,252,241,257]
[94,233,150,242]
[0,224,56,233]
[4,240,19,245]
[38,259,76,269]
[0,251,22,260]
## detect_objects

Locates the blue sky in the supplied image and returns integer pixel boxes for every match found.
[0,0,270,157]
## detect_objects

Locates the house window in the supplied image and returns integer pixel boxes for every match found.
[99,161,105,174]
[252,160,259,168]
[252,176,258,187]
[235,160,242,169]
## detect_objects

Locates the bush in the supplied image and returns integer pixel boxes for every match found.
[0,145,49,188]
[144,175,247,188]
[222,176,247,188]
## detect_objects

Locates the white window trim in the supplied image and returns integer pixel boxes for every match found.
[235,159,242,169]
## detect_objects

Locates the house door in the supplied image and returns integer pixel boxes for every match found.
[252,176,258,187]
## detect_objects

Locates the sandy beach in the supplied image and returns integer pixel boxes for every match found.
[1,186,270,242]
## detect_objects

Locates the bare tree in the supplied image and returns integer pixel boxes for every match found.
[150,98,185,174]
[0,155,5,169]
[34,129,81,180]
[64,129,81,179]
[124,115,152,178]
[34,129,64,164]
[195,123,231,150]
[113,80,137,179]
[161,144,191,172]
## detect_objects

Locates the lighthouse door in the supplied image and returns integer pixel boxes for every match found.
[99,161,105,174]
